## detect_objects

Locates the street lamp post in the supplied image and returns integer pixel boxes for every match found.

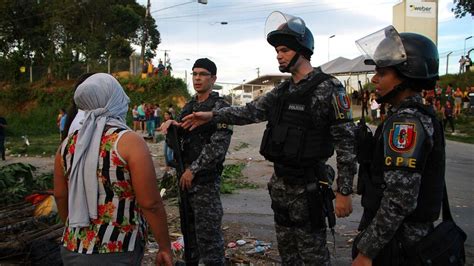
[446,51,453,75]
[328,35,335,62]
[464,36,473,56]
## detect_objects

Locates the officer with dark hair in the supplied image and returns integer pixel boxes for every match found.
[352,26,445,266]
[161,58,233,265]
[181,12,357,265]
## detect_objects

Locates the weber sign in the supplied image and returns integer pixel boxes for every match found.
[406,0,437,18]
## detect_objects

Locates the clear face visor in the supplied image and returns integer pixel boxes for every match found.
[265,11,306,38]
[355,25,407,67]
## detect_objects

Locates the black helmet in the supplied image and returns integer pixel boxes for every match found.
[394,33,439,79]
[357,25,439,80]
[265,11,314,60]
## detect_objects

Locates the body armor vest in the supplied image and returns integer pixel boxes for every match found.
[259,73,334,167]
[180,92,222,177]
[361,102,445,226]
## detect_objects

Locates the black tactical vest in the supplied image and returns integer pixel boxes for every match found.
[362,102,445,225]
[259,73,334,167]
[179,92,222,176]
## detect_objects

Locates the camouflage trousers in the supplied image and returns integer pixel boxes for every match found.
[182,180,225,265]
[268,174,331,266]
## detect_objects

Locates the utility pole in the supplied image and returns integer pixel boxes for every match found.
[464,36,473,56]
[256,67,260,78]
[446,51,453,75]
[140,0,151,66]
[163,50,170,68]
[328,35,335,62]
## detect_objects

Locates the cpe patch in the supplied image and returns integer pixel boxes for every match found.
[336,92,351,110]
[388,123,416,153]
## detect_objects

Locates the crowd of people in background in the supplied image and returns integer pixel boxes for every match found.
[130,103,176,171]
[459,55,472,74]
[424,83,473,133]
[356,83,473,134]
[131,103,175,139]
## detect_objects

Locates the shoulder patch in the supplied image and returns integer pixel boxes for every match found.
[331,86,353,120]
[383,115,428,172]
[388,122,417,153]
[336,92,351,111]
[217,123,233,131]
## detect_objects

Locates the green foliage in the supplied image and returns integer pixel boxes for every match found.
[0,0,161,82]
[445,113,474,144]
[233,142,249,151]
[451,0,474,18]
[438,72,474,91]
[1,76,189,138]
[0,163,53,205]
[363,82,376,92]
[158,163,257,198]
[6,134,59,157]
[1,85,73,136]
[221,163,258,194]
[155,134,165,143]
[0,83,32,104]
[122,75,191,107]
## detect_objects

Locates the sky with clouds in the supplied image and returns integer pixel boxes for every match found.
[138,0,473,91]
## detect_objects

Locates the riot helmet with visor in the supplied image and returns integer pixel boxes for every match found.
[356,26,439,103]
[265,11,314,72]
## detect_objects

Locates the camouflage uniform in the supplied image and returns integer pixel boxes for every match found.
[213,68,357,265]
[356,95,440,262]
[178,93,233,265]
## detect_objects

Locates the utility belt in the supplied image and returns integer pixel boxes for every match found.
[274,164,307,185]
[272,163,335,231]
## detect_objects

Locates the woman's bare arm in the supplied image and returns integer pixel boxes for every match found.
[118,132,172,265]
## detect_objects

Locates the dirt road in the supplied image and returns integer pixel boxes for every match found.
[223,122,359,265]
[0,123,359,265]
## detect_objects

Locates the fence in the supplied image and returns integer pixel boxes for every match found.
[0,55,143,83]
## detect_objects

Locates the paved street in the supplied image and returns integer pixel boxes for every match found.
[221,107,474,265]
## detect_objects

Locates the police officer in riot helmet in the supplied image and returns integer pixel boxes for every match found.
[266,16,314,73]
[353,26,445,266]
[182,11,357,265]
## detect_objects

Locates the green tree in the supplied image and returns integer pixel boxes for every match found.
[452,0,474,18]
[0,0,161,81]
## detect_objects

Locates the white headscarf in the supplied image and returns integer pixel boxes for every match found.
[68,73,130,228]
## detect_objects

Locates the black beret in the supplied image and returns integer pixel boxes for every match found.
[192,58,217,75]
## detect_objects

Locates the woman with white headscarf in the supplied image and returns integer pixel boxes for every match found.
[54,73,172,265]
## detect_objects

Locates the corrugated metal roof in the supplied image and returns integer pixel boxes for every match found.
[321,55,375,75]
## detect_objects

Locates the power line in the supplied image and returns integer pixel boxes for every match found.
[153,1,396,23]
[150,1,195,14]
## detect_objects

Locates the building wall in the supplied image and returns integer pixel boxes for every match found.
[393,0,438,44]
[333,73,375,93]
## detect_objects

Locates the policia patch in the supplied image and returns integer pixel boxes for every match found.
[383,116,426,171]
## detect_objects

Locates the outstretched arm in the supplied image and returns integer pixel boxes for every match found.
[182,87,279,130]
[159,119,181,134]
[181,111,213,131]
